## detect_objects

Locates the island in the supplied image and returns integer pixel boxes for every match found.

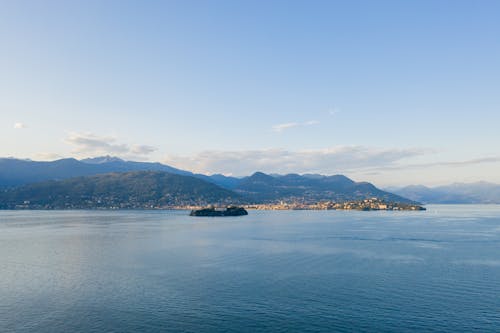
[190,206,248,217]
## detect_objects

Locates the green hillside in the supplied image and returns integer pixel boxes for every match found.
[0,171,240,209]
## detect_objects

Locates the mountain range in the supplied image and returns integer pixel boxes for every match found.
[0,156,414,208]
[0,156,239,189]
[386,182,500,204]
[2,156,497,207]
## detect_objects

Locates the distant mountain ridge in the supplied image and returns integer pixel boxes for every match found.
[0,156,234,188]
[387,182,500,204]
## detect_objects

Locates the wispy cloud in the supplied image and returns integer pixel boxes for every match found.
[272,122,300,132]
[272,120,319,132]
[359,156,500,173]
[432,156,500,167]
[130,145,157,155]
[35,152,63,161]
[163,146,425,176]
[14,122,26,129]
[328,107,341,116]
[65,132,157,159]
[304,120,319,126]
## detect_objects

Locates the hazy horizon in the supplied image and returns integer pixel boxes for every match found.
[2,1,500,186]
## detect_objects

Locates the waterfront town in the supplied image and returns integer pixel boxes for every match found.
[181,198,426,212]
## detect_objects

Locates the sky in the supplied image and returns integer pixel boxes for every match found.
[1,0,500,186]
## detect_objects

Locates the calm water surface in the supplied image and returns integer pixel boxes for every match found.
[1,205,499,332]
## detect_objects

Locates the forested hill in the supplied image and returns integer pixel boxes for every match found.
[235,172,414,204]
[0,171,240,209]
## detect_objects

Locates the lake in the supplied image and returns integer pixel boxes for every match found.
[1,205,499,332]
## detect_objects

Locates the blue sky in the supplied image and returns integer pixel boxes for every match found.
[2,0,500,186]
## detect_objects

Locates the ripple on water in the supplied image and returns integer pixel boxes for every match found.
[0,206,499,332]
